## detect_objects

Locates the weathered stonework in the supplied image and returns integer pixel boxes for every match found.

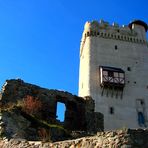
[0,79,103,141]
[1,129,148,148]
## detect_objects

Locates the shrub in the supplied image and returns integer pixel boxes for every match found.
[38,128,51,142]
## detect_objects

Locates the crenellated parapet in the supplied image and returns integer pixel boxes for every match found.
[80,20,148,56]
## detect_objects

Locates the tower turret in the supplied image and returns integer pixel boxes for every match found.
[129,20,148,40]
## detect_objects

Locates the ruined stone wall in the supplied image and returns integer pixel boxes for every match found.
[1,129,148,148]
[0,79,103,141]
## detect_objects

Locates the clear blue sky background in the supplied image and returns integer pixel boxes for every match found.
[0,0,147,120]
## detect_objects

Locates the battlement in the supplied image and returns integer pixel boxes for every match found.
[84,19,148,35]
[80,20,148,56]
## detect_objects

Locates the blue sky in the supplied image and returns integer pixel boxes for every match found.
[0,0,147,120]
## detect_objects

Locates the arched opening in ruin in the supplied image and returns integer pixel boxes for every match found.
[56,102,66,122]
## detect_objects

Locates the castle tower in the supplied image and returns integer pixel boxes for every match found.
[79,19,148,130]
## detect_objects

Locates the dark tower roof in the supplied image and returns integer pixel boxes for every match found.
[128,20,148,32]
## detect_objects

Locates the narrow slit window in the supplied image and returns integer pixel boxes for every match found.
[109,107,114,114]
[115,45,118,50]
[127,67,131,71]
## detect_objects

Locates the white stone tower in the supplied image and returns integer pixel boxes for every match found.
[79,19,148,130]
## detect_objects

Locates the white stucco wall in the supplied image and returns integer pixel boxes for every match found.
[79,20,148,130]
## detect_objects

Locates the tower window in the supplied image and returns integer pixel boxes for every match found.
[115,45,118,50]
[138,112,145,126]
[99,66,125,87]
[136,99,146,127]
[109,107,114,114]
[140,100,144,105]
[127,67,131,71]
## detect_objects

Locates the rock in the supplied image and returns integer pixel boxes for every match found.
[0,129,148,147]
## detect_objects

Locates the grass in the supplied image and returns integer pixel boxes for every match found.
[29,114,67,132]
[18,109,69,135]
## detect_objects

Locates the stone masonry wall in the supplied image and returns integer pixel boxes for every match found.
[0,79,103,141]
[1,129,148,148]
